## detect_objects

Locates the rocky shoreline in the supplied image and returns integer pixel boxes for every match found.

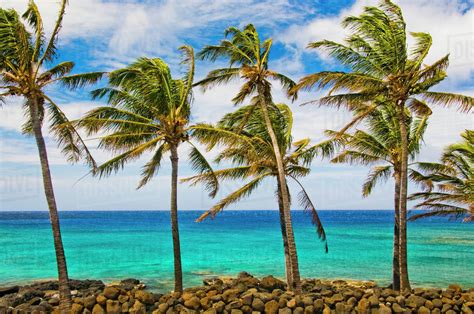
[0,273,472,313]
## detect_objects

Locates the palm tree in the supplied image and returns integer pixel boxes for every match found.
[0,1,104,310]
[76,47,215,293]
[291,0,473,290]
[185,104,329,284]
[409,130,473,222]
[328,106,428,290]
[197,24,303,292]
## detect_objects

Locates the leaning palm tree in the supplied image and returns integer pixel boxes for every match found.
[409,130,473,222]
[291,0,473,290]
[76,47,215,294]
[185,104,329,284]
[197,24,303,292]
[329,105,428,290]
[0,1,104,310]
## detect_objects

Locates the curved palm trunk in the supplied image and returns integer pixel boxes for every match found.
[398,103,411,291]
[392,168,401,291]
[170,144,183,293]
[258,85,302,293]
[276,180,293,289]
[29,97,72,312]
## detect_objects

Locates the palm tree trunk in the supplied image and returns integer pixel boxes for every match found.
[276,180,293,289]
[398,102,411,291]
[258,85,302,293]
[392,168,401,291]
[170,143,183,293]
[29,97,72,312]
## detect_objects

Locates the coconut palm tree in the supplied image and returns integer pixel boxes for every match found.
[328,105,428,290]
[0,1,104,310]
[409,130,473,222]
[291,0,473,290]
[197,24,303,292]
[184,104,329,283]
[76,47,216,293]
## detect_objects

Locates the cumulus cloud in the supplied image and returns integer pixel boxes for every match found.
[278,0,474,85]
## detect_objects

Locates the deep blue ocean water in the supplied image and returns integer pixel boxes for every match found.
[0,210,472,292]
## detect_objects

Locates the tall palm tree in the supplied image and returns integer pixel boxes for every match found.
[197,24,303,292]
[0,1,104,310]
[409,130,473,222]
[328,106,428,290]
[185,104,329,284]
[291,0,473,290]
[76,47,215,293]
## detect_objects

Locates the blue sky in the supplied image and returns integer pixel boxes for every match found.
[0,0,473,211]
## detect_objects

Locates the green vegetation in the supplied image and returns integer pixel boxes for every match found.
[0,1,104,310]
[76,47,216,293]
[184,103,328,281]
[410,130,473,222]
[292,0,473,291]
[196,24,303,292]
[0,0,472,298]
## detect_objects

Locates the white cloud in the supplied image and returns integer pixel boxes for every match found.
[3,0,304,69]
[278,0,474,85]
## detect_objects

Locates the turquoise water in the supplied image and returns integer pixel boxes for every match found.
[0,210,472,291]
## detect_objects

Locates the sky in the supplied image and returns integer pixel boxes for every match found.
[0,0,473,211]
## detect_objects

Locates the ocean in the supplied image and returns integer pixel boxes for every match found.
[0,210,472,292]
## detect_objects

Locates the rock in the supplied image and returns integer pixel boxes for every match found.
[92,304,106,314]
[358,298,369,313]
[71,303,84,314]
[304,305,314,314]
[241,292,253,305]
[335,302,345,313]
[96,294,107,305]
[48,298,60,306]
[448,284,462,293]
[432,298,443,308]
[442,304,452,312]
[200,296,212,309]
[0,286,19,297]
[227,300,243,310]
[213,301,226,312]
[223,288,241,302]
[106,300,121,314]
[392,303,404,313]
[368,295,379,307]
[122,302,130,312]
[379,304,392,314]
[120,278,140,290]
[286,298,296,309]
[425,300,434,310]
[302,296,313,306]
[260,276,285,291]
[278,308,291,314]
[406,295,427,308]
[264,300,279,314]
[135,290,155,305]
[294,306,304,314]
[103,287,120,300]
[203,309,217,314]
[84,295,96,309]
[184,296,201,310]
[157,302,169,313]
[130,300,147,314]
[252,298,265,312]
[418,306,430,314]
[382,289,397,298]
[118,294,129,303]
[231,310,243,314]
[314,299,324,312]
